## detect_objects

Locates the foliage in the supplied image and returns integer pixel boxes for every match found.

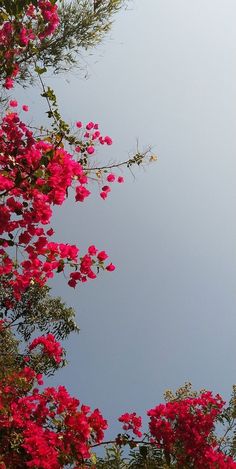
[0,321,20,379]
[0,0,126,87]
[0,282,79,341]
[38,0,126,74]
[94,444,163,468]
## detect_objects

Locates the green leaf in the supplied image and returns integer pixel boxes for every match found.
[34,66,47,75]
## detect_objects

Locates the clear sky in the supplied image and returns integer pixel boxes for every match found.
[18,0,236,436]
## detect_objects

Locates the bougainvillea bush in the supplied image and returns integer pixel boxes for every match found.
[0,1,236,468]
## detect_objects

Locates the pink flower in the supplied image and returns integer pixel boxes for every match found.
[76,121,82,128]
[88,245,98,256]
[22,105,29,112]
[10,100,18,107]
[97,251,108,261]
[102,185,111,192]
[106,263,115,271]
[29,334,63,364]
[87,146,95,155]
[68,278,76,288]
[79,174,88,184]
[104,135,113,145]
[75,185,91,202]
[119,412,142,438]
[4,77,14,89]
[36,373,44,385]
[70,272,81,281]
[86,121,94,130]
[92,131,100,140]
[118,176,124,183]
[100,191,108,200]
[107,174,116,182]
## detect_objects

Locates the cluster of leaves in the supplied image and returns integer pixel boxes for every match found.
[39,0,126,73]
[0,0,126,88]
[93,445,163,468]
[0,281,79,341]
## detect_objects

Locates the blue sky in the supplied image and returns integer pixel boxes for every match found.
[18,0,236,436]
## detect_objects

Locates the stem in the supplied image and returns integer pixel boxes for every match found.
[84,147,152,172]
[218,418,236,451]
[36,68,60,131]
[92,439,150,448]
[84,159,132,171]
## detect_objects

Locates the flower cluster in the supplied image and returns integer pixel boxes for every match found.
[118,412,142,438]
[147,392,236,468]
[29,334,63,364]
[0,366,107,468]
[0,1,59,89]
[0,105,119,299]
[74,120,124,199]
[100,173,124,200]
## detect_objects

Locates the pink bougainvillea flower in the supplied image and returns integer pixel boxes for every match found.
[107,174,116,182]
[87,146,95,155]
[9,100,18,107]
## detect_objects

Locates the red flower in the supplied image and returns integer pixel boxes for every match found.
[119,412,142,438]
[9,100,18,107]
[97,251,108,261]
